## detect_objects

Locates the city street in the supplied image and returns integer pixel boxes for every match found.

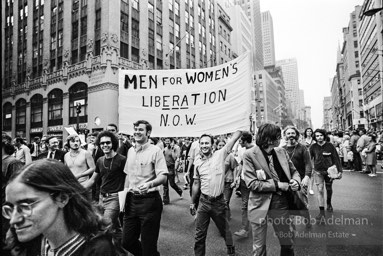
[156,169,383,256]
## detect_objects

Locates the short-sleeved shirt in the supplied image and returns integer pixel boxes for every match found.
[95,153,127,194]
[124,142,168,193]
[193,146,229,197]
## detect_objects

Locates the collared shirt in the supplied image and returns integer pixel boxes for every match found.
[187,140,200,162]
[41,233,86,256]
[14,144,30,164]
[124,142,168,193]
[164,144,180,168]
[193,146,229,197]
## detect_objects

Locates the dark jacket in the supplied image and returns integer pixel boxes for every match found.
[37,149,66,163]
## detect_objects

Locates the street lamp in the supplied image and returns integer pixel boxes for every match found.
[362,7,383,16]
[76,102,81,132]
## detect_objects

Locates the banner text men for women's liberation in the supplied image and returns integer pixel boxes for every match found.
[118,52,252,137]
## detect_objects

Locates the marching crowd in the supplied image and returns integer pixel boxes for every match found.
[2,121,381,256]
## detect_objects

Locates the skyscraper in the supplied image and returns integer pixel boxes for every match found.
[261,11,276,68]
[276,58,300,119]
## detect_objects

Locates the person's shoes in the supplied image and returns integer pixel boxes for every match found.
[234,229,248,238]
[315,213,326,225]
[227,245,235,256]
[327,204,333,212]
[309,189,314,195]
[369,174,377,177]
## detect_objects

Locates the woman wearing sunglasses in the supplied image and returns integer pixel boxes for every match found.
[3,159,123,256]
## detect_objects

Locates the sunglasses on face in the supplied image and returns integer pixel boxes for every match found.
[100,141,112,145]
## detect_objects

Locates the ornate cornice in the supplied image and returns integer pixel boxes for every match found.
[88,83,118,93]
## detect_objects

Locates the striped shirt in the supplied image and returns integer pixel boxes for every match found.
[41,234,86,256]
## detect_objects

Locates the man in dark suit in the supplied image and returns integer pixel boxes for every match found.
[37,136,66,163]
[243,123,301,256]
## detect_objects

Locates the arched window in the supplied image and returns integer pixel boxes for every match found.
[2,102,12,131]
[30,94,43,128]
[69,82,88,124]
[15,98,27,132]
[48,89,63,126]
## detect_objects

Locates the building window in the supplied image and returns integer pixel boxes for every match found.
[120,42,129,58]
[15,99,27,132]
[69,82,88,124]
[2,102,12,131]
[48,89,63,126]
[30,94,43,128]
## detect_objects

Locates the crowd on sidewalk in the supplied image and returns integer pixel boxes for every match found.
[2,122,380,256]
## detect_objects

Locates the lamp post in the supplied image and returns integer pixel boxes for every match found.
[76,102,81,133]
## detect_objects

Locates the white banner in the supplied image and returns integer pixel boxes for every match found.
[118,52,252,137]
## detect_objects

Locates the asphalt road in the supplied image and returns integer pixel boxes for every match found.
[153,169,382,256]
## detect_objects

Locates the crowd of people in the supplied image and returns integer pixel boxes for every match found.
[2,122,381,256]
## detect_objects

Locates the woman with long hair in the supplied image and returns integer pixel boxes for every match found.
[304,128,316,195]
[3,159,124,256]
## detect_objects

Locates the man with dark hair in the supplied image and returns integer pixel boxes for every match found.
[30,136,41,160]
[233,131,254,238]
[163,137,183,205]
[190,131,243,256]
[243,123,300,256]
[2,133,23,244]
[106,123,119,134]
[37,136,66,162]
[310,129,342,220]
[283,126,312,228]
[84,130,127,235]
[13,137,32,165]
[122,120,168,256]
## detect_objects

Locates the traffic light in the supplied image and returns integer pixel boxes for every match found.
[76,103,81,114]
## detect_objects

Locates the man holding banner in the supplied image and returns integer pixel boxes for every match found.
[121,120,168,256]
[190,130,243,256]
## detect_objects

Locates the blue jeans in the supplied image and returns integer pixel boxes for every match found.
[99,193,121,233]
[250,193,294,256]
[194,194,234,256]
[122,191,163,256]
[223,182,234,219]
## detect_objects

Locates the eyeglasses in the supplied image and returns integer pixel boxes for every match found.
[100,141,112,145]
[2,196,51,219]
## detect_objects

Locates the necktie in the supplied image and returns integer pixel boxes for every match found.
[267,155,280,182]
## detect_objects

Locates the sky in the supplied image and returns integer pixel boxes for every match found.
[260,0,363,129]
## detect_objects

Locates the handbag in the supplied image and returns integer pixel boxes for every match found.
[287,188,308,211]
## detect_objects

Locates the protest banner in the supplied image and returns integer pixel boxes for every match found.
[118,51,252,137]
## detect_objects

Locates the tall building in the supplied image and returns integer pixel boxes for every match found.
[304,106,312,128]
[298,89,305,120]
[255,70,280,124]
[358,0,383,129]
[2,0,224,141]
[323,96,333,130]
[276,58,300,119]
[341,5,367,130]
[261,11,276,68]
[235,0,263,71]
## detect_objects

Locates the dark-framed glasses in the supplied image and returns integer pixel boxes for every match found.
[100,141,112,145]
[2,196,51,219]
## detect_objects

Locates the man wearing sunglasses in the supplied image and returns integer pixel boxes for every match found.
[84,130,127,235]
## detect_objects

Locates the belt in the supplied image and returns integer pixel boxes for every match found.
[128,191,158,198]
[101,192,118,197]
[201,193,224,201]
